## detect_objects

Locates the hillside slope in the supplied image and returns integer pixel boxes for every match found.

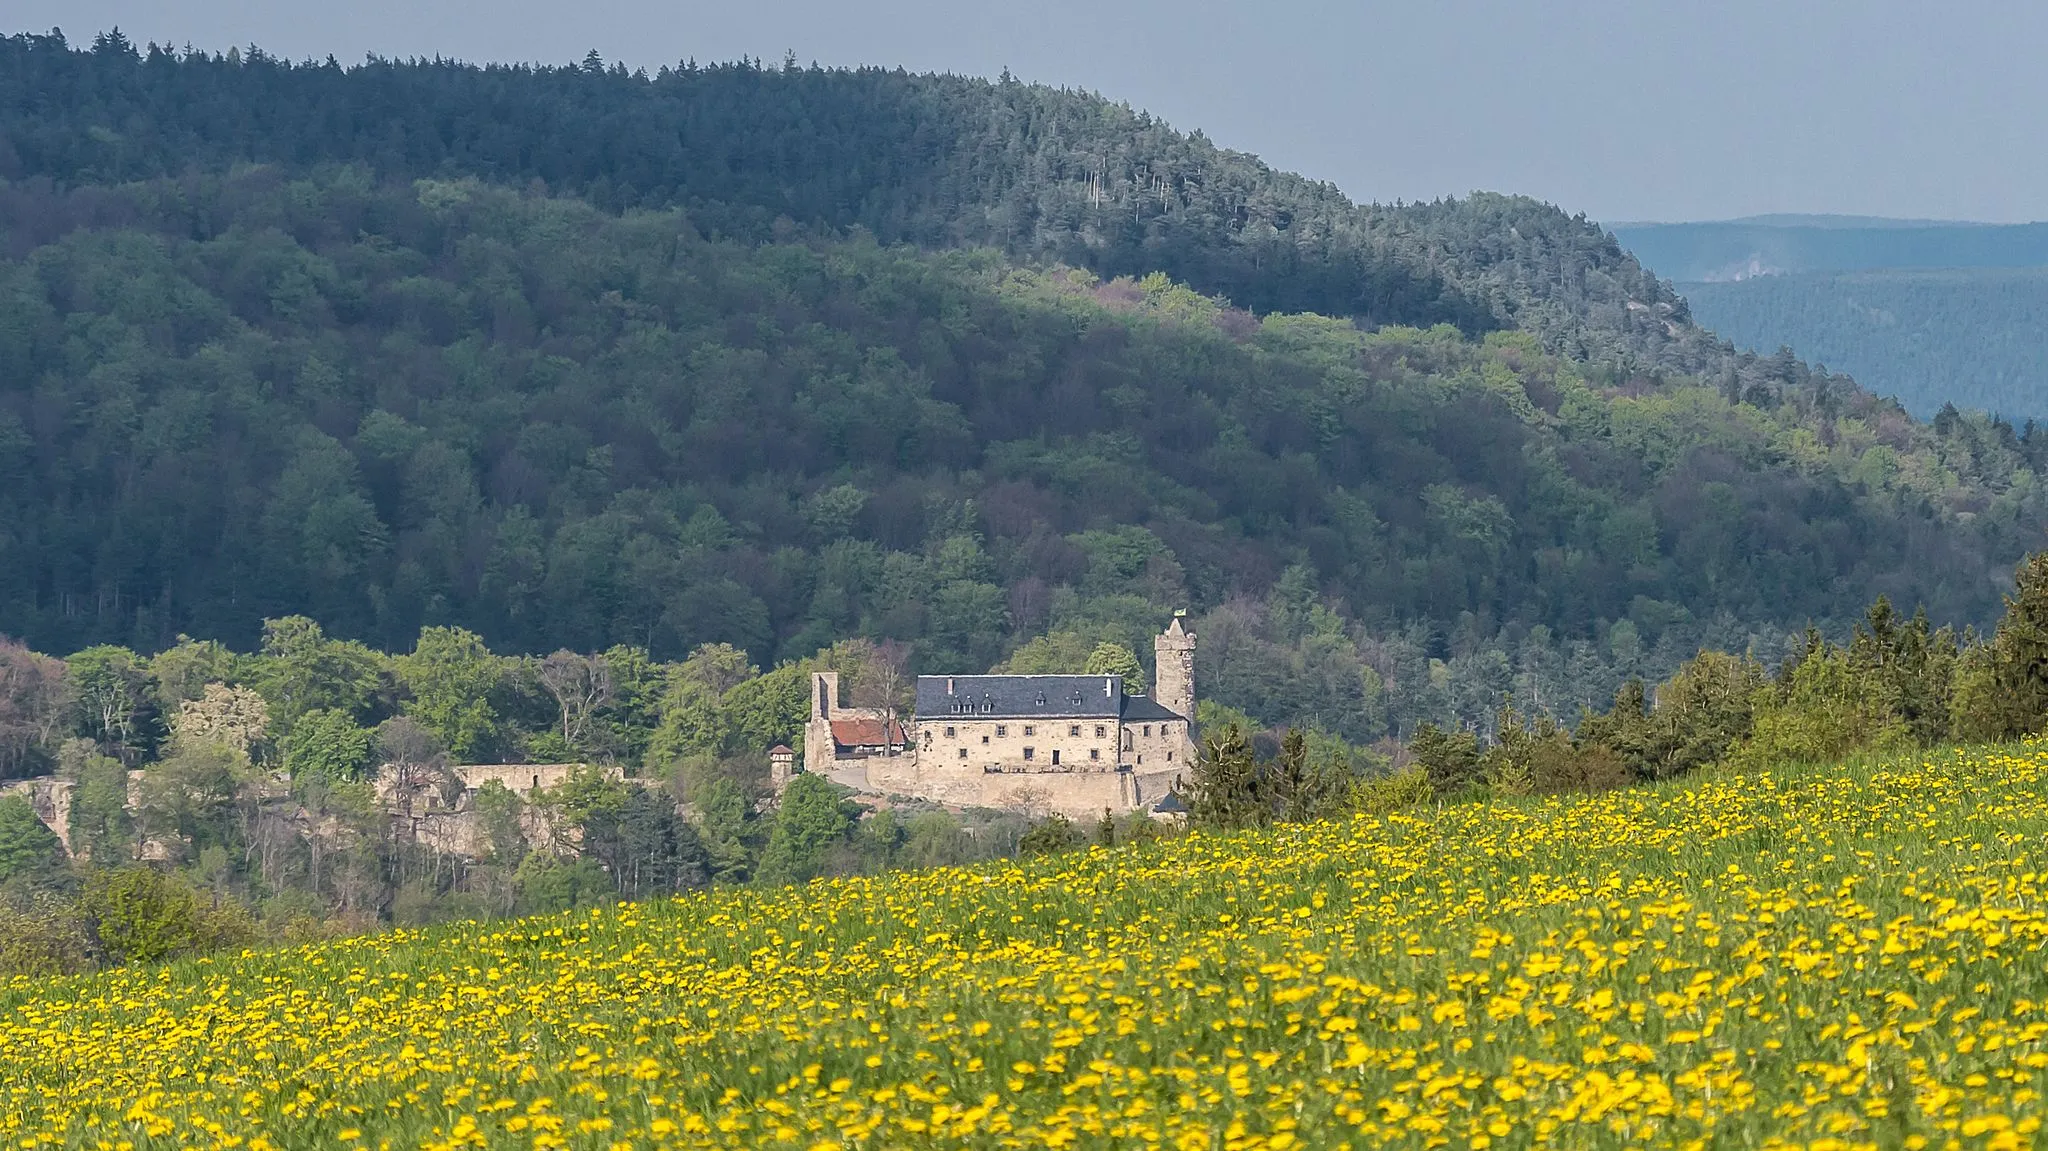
[6,32,2048,738]
[5,742,2044,1146]
[1,173,2038,682]
[4,31,1747,378]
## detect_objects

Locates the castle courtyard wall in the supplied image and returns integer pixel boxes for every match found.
[860,755,1182,820]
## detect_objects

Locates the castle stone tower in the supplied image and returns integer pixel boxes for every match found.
[1154,614,1196,723]
[805,672,840,776]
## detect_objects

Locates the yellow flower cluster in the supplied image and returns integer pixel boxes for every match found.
[7,744,2048,1149]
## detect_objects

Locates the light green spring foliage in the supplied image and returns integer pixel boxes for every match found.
[279,709,374,782]
[396,627,503,762]
[8,743,2048,1147]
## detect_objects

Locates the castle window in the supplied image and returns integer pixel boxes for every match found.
[1143,725,1152,736]
[1137,754,1144,765]
[945,726,955,737]
[958,748,967,759]
[1068,724,1080,737]
[1167,751,1174,761]
[1052,750,1061,766]
[1161,723,1172,735]
[1089,748,1100,761]
[1095,725,1106,738]
[1024,747,1035,761]
[1023,725,1035,736]
[982,734,990,745]
[996,725,1007,737]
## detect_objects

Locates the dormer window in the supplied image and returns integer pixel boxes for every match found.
[1035,691,1047,707]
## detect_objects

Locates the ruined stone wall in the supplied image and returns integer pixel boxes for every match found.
[453,763,607,797]
[0,777,73,856]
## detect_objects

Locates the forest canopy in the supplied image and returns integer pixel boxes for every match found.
[2,30,2046,740]
[3,170,2045,740]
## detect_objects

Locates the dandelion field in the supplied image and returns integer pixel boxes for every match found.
[7,746,2048,1150]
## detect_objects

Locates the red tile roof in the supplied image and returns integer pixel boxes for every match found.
[830,718,907,748]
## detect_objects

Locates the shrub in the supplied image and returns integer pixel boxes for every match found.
[1019,813,1086,856]
[0,900,94,976]
[1352,767,1433,815]
[75,868,244,966]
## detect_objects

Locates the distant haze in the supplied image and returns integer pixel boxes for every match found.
[1612,220,2048,283]
[1615,215,2048,420]
[10,0,2048,224]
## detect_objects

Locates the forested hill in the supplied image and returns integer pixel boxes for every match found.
[3,31,2047,741]
[0,30,1737,376]
[4,168,2044,738]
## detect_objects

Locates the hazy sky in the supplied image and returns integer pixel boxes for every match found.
[12,0,2048,223]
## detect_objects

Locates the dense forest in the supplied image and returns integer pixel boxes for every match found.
[1,31,2046,732]
[1680,268,2048,419]
[5,28,1783,378]
[5,171,2046,740]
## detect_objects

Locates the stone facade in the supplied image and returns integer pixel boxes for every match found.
[376,762,620,856]
[799,619,1198,819]
[4,761,627,864]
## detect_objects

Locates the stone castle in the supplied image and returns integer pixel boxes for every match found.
[797,617,1198,818]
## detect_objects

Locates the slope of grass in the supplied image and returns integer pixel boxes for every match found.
[6,744,2048,1148]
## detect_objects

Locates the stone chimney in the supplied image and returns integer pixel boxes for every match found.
[1154,613,1196,723]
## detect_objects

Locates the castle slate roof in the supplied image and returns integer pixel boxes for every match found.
[915,675,1188,723]
[1118,694,1186,723]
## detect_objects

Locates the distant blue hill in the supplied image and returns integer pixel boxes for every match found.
[1679,268,2048,420]
[1609,216,2048,419]
[1612,219,2048,282]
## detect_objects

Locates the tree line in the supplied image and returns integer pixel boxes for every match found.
[0,617,1047,974]
[16,550,2048,975]
[1167,553,2048,840]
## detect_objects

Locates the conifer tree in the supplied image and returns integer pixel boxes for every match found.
[1408,723,1482,795]
[1981,553,2048,738]
[1189,724,1264,832]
